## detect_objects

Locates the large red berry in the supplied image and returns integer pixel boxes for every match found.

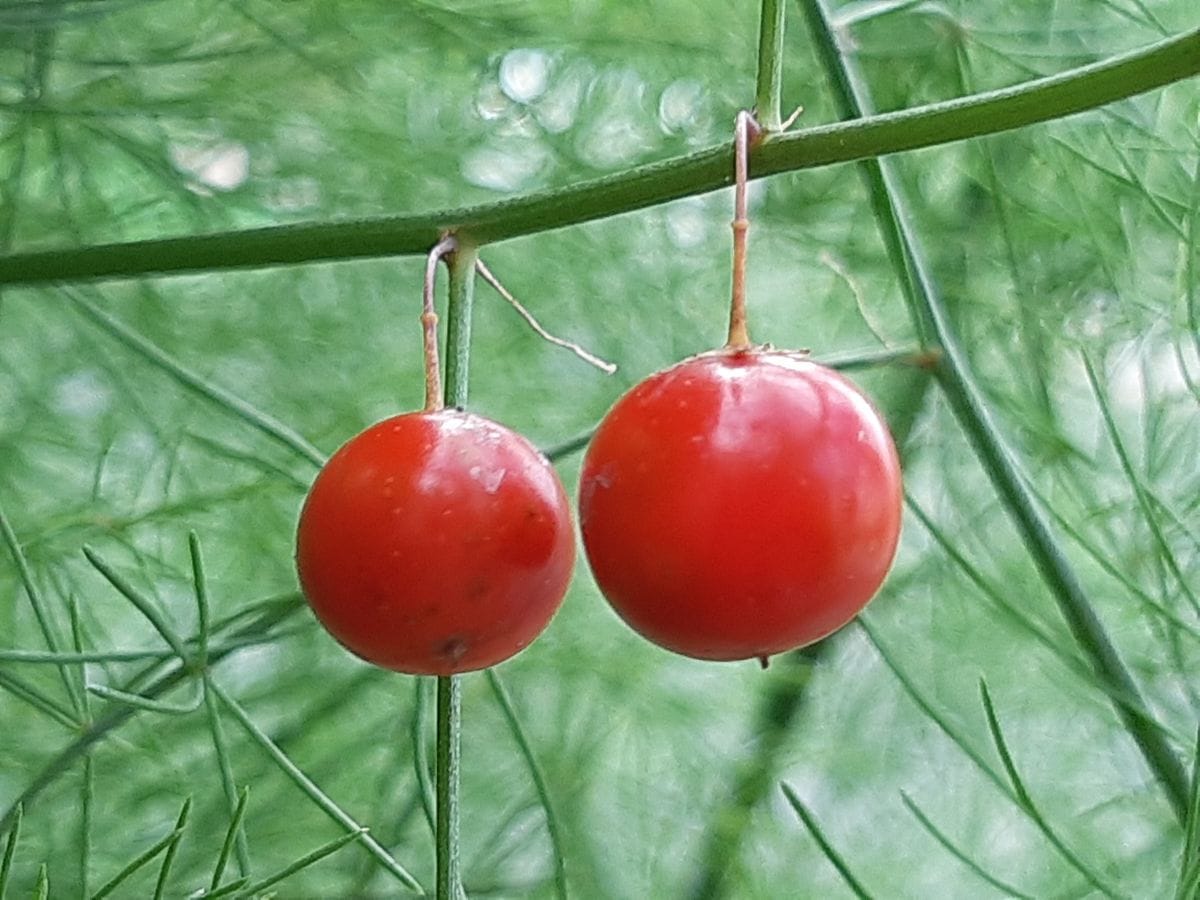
[296,410,575,675]
[579,349,901,662]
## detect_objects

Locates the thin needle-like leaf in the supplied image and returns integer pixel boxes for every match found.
[0,598,305,838]
[0,669,80,730]
[900,791,1037,900]
[486,669,568,900]
[0,503,78,706]
[82,545,191,662]
[412,678,436,837]
[754,0,786,131]
[905,495,1086,672]
[978,680,1124,899]
[67,291,326,469]
[780,782,874,899]
[68,595,93,898]
[234,827,367,897]
[1080,351,1200,618]
[90,804,188,900]
[0,630,308,665]
[1027,479,1200,646]
[152,798,191,900]
[0,803,21,900]
[209,681,423,892]
[209,786,249,893]
[857,616,1011,798]
[1176,727,1200,900]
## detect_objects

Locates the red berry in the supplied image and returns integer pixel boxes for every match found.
[579,349,901,662]
[296,410,575,675]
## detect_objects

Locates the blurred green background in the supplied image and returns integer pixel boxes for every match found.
[1,1,1198,897]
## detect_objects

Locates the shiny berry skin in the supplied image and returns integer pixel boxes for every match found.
[296,410,575,675]
[579,349,902,662]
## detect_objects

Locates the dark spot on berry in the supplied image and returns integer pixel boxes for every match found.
[438,636,468,662]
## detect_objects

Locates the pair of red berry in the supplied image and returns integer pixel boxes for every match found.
[295,344,903,675]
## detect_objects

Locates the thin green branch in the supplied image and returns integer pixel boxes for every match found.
[435,247,476,900]
[0,26,1193,285]
[442,243,478,411]
[754,0,787,131]
[0,628,307,664]
[800,0,1190,823]
[86,681,203,715]
[435,676,462,900]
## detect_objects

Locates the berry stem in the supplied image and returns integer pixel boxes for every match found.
[727,111,760,350]
[422,235,459,411]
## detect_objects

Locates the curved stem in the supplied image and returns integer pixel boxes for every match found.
[422,236,458,412]
[0,26,1195,286]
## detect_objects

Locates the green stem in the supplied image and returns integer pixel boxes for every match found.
[0,27,1194,286]
[800,0,1189,822]
[442,243,478,410]
[754,0,786,131]
[435,678,461,900]
[434,246,476,900]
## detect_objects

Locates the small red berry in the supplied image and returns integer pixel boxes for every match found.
[296,409,575,675]
[579,349,902,663]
